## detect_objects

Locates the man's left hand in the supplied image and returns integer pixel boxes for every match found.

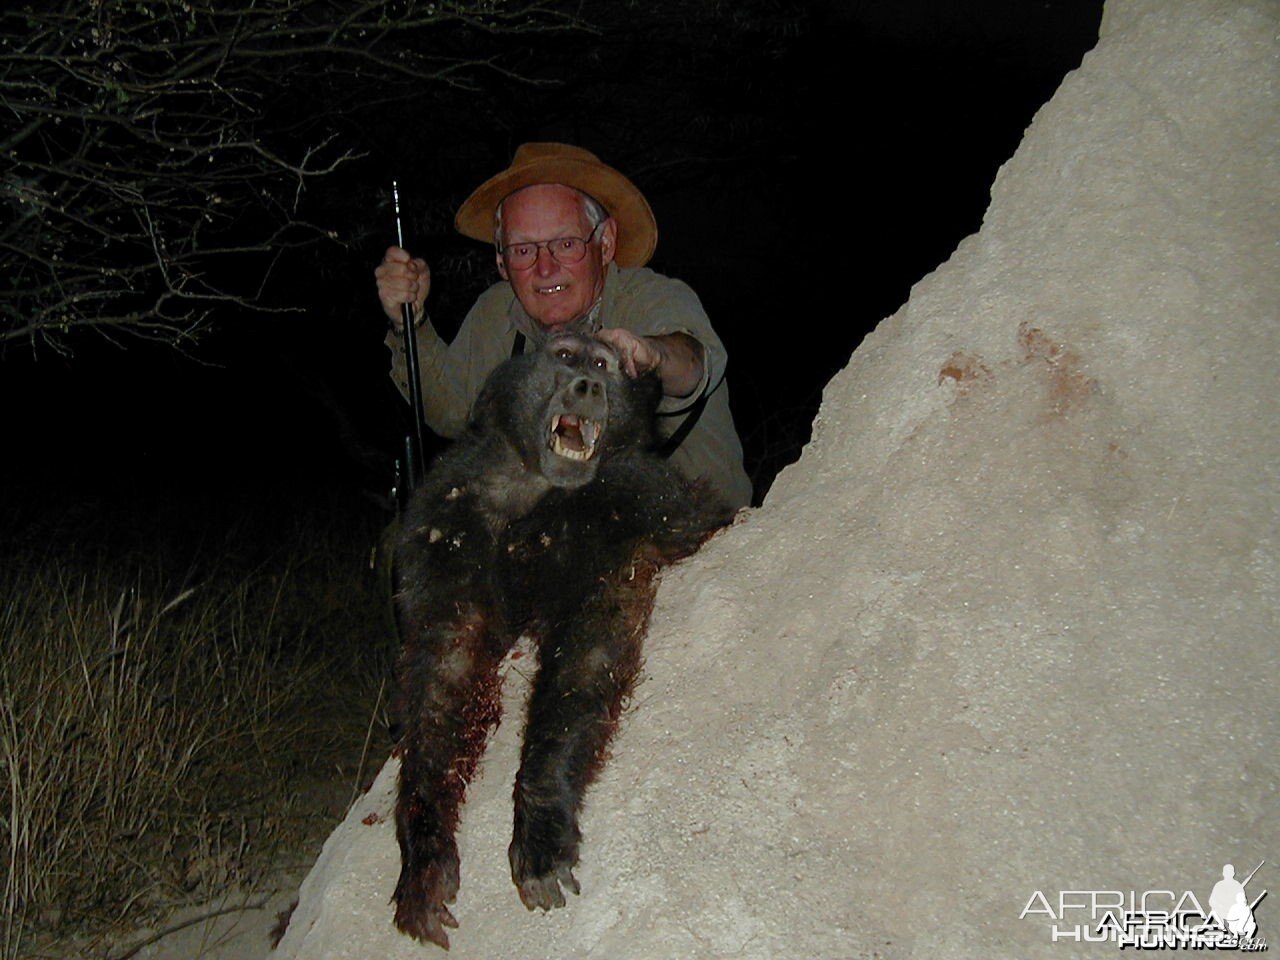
[594,327,663,379]
[595,328,704,399]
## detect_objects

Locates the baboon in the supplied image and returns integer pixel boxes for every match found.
[392,333,730,948]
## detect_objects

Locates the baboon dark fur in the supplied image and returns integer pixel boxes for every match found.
[391,334,731,948]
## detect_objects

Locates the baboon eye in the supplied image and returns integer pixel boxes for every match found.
[591,356,608,370]
[556,348,574,361]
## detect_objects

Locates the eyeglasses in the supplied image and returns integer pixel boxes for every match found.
[501,222,603,271]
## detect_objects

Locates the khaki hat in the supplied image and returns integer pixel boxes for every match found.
[454,142,658,268]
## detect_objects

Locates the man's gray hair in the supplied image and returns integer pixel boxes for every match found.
[494,188,609,247]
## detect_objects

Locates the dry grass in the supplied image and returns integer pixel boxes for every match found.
[0,501,393,959]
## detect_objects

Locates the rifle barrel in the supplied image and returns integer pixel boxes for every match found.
[393,180,428,490]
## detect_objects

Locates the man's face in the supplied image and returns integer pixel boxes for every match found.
[496,183,617,331]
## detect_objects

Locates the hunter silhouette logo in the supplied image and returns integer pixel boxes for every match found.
[1019,859,1268,950]
[1209,862,1265,942]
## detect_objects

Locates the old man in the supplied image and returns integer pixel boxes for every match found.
[375,142,752,510]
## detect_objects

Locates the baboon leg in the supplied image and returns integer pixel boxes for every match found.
[393,607,504,948]
[508,570,654,911]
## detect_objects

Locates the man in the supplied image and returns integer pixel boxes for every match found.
[375,142,752,510]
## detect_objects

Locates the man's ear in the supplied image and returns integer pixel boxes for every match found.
[598,217,618,266]
[495,247,509,281]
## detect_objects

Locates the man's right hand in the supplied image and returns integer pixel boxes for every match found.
[375,246,431,331]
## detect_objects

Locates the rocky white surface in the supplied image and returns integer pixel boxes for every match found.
[272,2,1279,957]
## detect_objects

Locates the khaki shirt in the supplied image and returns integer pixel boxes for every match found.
[387,263,752,509]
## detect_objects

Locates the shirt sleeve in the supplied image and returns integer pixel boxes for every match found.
[609,269,726,415]
[606,267,753,510]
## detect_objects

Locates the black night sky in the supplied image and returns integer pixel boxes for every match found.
[2,1,1104,518]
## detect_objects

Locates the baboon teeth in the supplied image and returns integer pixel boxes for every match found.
[550,414,600,461]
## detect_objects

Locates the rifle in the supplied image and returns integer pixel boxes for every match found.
[393,180,428,499]
[1241,861,1265,887]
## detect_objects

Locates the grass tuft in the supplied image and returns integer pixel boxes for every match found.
[0,497,393,959]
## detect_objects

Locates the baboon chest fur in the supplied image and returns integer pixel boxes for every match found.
[391,334,729,948]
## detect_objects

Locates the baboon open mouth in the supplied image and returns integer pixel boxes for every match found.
[549,414,602,462]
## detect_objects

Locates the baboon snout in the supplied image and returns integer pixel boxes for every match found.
[570,376,603,398]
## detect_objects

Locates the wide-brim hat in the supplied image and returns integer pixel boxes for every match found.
[455,142,657,268]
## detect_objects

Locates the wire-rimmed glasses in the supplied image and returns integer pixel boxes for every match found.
[501,222,604,270]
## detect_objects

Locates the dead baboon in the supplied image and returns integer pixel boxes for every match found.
[392,333,730,948]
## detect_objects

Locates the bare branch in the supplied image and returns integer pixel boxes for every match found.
[0,0,586,351]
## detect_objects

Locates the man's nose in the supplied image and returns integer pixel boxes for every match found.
[534,245,559,276]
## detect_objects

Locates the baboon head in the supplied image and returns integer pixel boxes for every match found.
[472,333,660,489]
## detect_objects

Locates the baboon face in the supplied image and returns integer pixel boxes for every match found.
[483,334,658,489]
